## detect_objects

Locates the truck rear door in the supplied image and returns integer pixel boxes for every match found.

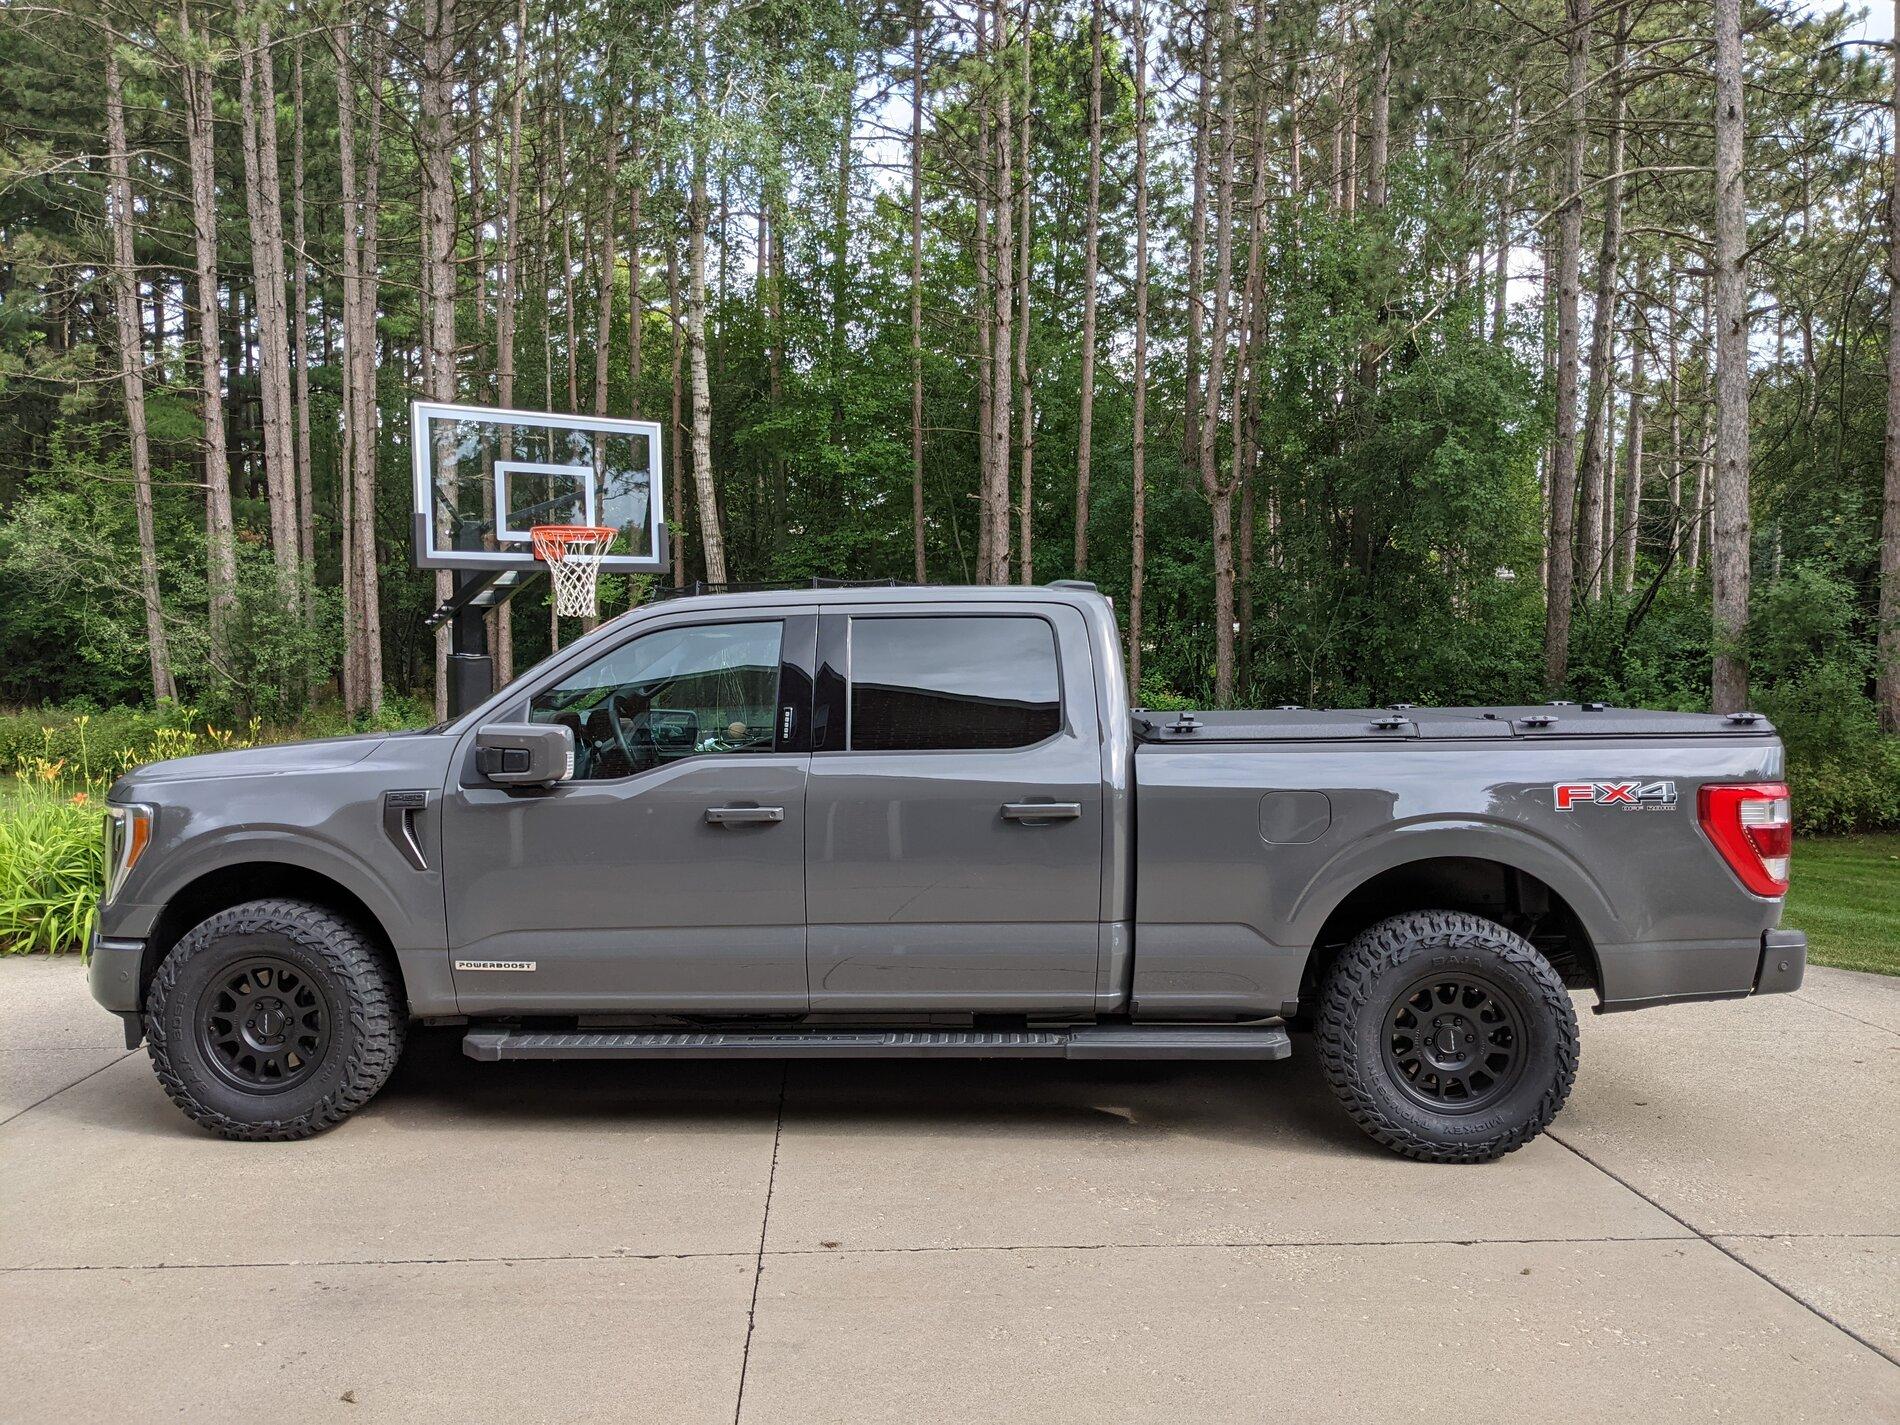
[805,602,1103,1014]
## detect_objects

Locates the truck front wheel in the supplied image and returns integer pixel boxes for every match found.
[144,899,407,1141]
[1315,910,1579,1163]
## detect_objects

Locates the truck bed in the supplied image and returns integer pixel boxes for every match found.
[1132,704,1778,743]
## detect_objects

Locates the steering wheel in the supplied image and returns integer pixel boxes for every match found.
[604,690,648,774]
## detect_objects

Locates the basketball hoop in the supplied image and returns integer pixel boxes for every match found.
[531,524,616,618]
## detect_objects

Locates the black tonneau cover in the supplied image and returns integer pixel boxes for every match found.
[1131,704,1777,744]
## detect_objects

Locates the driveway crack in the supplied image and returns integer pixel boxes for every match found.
[733,1061,788,1425]
[1550,1129,1900,1370]
[1784,991,1900,1039]
[0,1049,138,1130]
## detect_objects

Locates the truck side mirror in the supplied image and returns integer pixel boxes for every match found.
[475,722,574,787]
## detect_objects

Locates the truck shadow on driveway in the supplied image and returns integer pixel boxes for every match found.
[371,1026,1377,1156]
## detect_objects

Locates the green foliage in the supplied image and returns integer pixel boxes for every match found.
[1,477,343,724]
[1790,743,1900,836]
[0,704,193,781]
[1784,834,1900,976]
[203,543,345,725]
[0,787,100,957]
[0,698,433,955]
[0,0,1894,842]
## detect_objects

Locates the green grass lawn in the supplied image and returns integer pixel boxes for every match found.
[1786,834,1900,976]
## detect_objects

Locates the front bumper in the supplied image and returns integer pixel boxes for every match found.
[89,930,147,1048]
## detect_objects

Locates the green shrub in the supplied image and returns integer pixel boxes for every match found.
[0,699,435,954]
[0,704,193,781]
[0,788,101,955]
[1788,738,1900,835]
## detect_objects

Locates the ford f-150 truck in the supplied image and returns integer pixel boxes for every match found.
[91,583,1806,1161]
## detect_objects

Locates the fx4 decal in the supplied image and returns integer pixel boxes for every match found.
[1553,780,1679,811]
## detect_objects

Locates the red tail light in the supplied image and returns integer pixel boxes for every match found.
[1698,782,1792,897]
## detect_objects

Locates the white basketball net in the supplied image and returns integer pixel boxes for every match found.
[531,525,616,618]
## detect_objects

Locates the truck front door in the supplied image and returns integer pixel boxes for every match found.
[804,604,1103,1014]
[441,610,815,1014]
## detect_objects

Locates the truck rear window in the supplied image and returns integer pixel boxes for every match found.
[848,616,1061,751]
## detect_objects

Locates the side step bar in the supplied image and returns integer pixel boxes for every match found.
[463,1024,1291,1063]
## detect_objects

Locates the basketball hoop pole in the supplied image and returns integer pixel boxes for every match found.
[447,519,494,717]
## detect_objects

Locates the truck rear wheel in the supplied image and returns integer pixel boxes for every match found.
[144,899,407,1141]
[1315,910,1578,1163]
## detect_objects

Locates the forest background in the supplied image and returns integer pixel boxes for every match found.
[1,0,1898,854]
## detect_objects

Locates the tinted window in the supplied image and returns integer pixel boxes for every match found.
[530,621,783,779]
[849,616,1061,751]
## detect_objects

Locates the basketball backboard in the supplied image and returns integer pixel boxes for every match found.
[410,401,666,572]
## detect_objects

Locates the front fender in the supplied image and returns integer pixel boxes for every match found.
[136,828,438,958]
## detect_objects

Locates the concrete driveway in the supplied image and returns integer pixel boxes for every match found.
[2,955,1895,1423]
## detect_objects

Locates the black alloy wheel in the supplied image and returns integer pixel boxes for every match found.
[146,898,406,1140]
[195,956,332,1094]
[1315,909,1579,1163]
[1380,970,1526,1113]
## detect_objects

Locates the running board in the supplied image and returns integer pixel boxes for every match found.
[462,1024,1291,1063]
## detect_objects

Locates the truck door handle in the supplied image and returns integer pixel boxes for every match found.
[1001,802,1082,823]
[705,805,785,826]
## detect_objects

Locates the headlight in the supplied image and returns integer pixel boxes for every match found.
[102,803,154,904]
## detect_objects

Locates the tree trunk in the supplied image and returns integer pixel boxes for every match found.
[536,90,553,414]
[106,45,176,703]
[467,62,487,360]
[1880,2,1900,730]
[419,0,460,720]
[1183,7,1214,460]
[831,49,853,458]
[1356,24,1391,395]
[1710,0,1750,712]
[1201,0,1239,704]
[1234,0,1270,691]
[987,0,1014,585]
[492,0,527,683]
[1666,271,1683,569]
[1073,0,1102,578]
[183,0,236,663]
[1128,0,1149,690]
[333,25,361,710]
[553,37,578,413]
[1543,0,1589,691]
[1576,8,1628,602]
[974,6,994,580]
[687,10,728,585]
[1014,0,1033,584]
[628,86,644,423]
[1493,90,1517,343]
[291,43,316,618]
[1365,33,1390,212]
[667,220,687,578]
[911,0,928,584]
[1602,376,1618,590]
[1621,307,1645,592]
[1689,284,1713,574]
[334,19,385,715]
[235,0,299,587]
[592,98,622,417]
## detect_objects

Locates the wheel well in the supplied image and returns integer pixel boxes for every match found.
[140,863,400,1006]
[1298,857,1599,1008]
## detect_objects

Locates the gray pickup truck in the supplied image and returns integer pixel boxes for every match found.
[91,583,1805,1161]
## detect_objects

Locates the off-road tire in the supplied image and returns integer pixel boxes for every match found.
[145,898,407,1141]
[1316,910,1578,1163]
